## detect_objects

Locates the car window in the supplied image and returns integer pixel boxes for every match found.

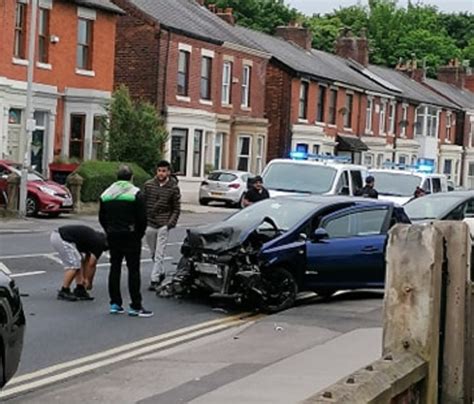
[350,171,363,193]
[335,171,350,195]
[464,199,474,218]
[370,172,421,197]
[208,172,237,182]
[322,208,388,238]
[432,178,442,193]
[422,179,431,193]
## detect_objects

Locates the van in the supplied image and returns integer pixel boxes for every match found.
[261,158,368,197]
[369,169,448,205]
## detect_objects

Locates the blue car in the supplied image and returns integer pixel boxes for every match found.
[172,196,410,312]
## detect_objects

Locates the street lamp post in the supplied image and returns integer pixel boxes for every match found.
[19,0,38,217]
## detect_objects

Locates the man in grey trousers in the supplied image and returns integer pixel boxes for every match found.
[144,160,181,291]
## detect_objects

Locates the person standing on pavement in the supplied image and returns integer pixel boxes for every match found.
[50,225,108,301]
[242,176,270,208]
[144,160,181,291]
[99,165,153,318]
[356,176,379,199]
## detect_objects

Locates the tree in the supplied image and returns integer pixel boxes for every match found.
[204,0,301,34]
[106,85,168,174]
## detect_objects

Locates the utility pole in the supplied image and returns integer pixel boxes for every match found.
[19,0,38,217]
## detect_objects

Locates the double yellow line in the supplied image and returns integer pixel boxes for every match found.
[0,313,264,400]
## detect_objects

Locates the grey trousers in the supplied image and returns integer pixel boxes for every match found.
[145,226,169,282]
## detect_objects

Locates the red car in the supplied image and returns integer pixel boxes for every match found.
[0,160,73,217]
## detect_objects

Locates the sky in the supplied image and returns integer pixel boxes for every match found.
[286,0,474,15]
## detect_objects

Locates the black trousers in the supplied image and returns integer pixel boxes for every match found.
[108,240,142,310]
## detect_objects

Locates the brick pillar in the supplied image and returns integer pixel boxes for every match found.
[6,172,20,213]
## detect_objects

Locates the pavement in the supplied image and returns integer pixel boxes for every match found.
[0,206,385,403]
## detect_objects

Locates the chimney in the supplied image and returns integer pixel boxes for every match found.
[274,21,313,51]
[195,0,205,5]
[395,55,426,82]
[210,7,235,26]
[334,28,369,67]
[437,59,467,89]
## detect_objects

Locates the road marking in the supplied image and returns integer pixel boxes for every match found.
[2,313,263,399]
[0,262,12,274]
[0,252,54,260]
[11,271,46,278]
[44,254,63,265]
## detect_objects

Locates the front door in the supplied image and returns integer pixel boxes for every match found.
[31,111,48,174]
[305,206,390,288]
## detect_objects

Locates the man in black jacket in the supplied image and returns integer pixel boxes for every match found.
[99,165,152,318]
[355,176,379,199]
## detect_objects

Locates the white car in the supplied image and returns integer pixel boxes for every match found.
[261,158,368,197]
[199,170,251,207]
[370,169,448,205]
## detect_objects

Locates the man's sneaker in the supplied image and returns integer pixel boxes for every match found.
[128,307,154,318]
[73,287,94,301]
[110,304,125,314]
[57,289,78,302]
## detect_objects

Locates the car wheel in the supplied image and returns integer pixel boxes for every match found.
[259,267,297,313]
[314,289,337,299]
[26,195,39,217]
[199,198,209,206]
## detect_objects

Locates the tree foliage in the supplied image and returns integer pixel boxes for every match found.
[106,85,168,174]
[208,0,473,75]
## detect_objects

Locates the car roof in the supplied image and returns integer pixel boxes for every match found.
[370,169,446,179]
[417,190,474,199]
[273,194,396,208]
[210,170,250,175]
[266,159,366,171]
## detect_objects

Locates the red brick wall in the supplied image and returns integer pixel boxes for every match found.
[265,63,292,161]
[113,0,160,104]
[0,0,117,91]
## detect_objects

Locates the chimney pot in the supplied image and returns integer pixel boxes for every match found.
[437,60,467,88]
[275,24,313,51]
[335,28,369,67]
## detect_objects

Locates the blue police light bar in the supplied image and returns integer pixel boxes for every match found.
[289,150,352,163]
[289,151,308,160]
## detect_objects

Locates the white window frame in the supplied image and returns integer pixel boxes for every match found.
[221,61,232,105]
[364,153,374,168]
[365,98,373,133]
[379,101,386,135]
[400,104,408,137]
[214,132,223,170]
[344,92,353,129]
[446,112,452,143]
[388,102,395,135]
[236,135,252,172]
[241,65,251,108]
[256,135,265,174]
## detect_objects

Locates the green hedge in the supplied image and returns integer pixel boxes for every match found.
[69,161,151,203]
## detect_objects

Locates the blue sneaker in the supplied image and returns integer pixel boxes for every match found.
[128,307,154,318]
[110,304,125,314]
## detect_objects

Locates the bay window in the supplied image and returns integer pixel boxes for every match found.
[415,106,439,137]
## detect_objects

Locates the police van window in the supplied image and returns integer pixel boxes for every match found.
[432,178,442,193]
[465,199,474,218]
[336,171,350,195]
[422,179,431,193]
[350,171,363,192]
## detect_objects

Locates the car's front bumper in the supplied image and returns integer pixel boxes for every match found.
[38,195,73,214]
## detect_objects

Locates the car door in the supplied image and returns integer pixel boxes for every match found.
[305,205,391,289]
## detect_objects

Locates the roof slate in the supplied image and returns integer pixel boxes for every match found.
[74,0,124,14]
[361,64,458,109]
[424,78,474,110]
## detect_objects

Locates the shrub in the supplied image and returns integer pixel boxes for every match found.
[69,161,151,203]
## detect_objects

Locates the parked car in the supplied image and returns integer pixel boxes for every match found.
[370,169,448,205]
[199,170,251,207]
[404,191,474,223]
[0,271,25,388]
[161,196,411,312]
[261,158,368,198]
[0,160,73,217]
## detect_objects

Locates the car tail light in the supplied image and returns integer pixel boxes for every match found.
[228,183,240,189]
[201,181,209,186]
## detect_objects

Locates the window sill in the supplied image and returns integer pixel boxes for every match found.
[75,68,95,77]
[222,104,233,109]
[365,131,374,136]
[315,121,325,127]
[12,58,28,66]
[298,119,309,124]
[176,95,191,102]
[328,124,337,128]
[343,127,352,132]
[37,62,52,70]
[241,106,252,112]
[199,99,213,106]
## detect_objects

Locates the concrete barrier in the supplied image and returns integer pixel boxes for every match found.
[303,222,473,404]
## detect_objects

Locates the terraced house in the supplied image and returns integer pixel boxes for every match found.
[0,0,122,174]
[112,0,270,199]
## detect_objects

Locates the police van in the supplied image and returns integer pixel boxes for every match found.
[261,152,368,197]
[370,163,448,205]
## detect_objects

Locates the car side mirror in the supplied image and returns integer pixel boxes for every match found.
[298,233,308,242]
[313,228,329,242]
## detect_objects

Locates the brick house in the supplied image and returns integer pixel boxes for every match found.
[112,0,270,199]
[233,24,400,166]
[423,63,474,186]
[0,0,122,174]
